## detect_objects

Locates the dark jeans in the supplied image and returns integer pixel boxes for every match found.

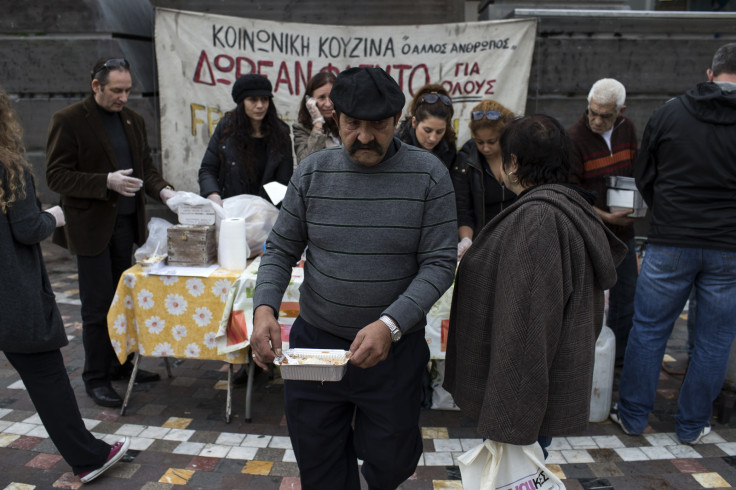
[77,214,136,389]
[4,350,110,474]
[284,316,429,490]
[608,238,638,364]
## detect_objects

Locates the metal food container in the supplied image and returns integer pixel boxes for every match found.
[605,176,648,218]
[275,348,350,382]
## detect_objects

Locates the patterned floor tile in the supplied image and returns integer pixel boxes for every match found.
[25,453,63,469]
[215,432,245,446]
[614,447,649,461]
[691,472,731,488]
[561,449,595,463]
[242,460,273,475]
[4,483,37,490]
[640,446,676,460]
[186,455,219,471]
[158,468,195,485]
[592,435,625,449]
[433,438,462,452]
[162,428,194,442]
[279,476,301,489]
[671,458,708,473]
[423,451,454,466]
[432,481,463,490]
[162,417,192,429]
[9,436,44,451]
[172,441,205,455]
[0,434,21,447]
[422,427,449,439]
[226,446,258,460]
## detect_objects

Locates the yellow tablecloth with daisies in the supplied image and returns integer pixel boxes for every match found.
[107,265,248,364]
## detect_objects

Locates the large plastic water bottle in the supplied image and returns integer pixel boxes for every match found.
[589,325,616,422]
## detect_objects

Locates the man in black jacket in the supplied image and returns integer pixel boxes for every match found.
[612,43,736,445]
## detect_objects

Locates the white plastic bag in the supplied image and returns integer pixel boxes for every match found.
[429,360,460,411]
[458,440,565,490]
[134,217,175,262]
[221,194,279,258]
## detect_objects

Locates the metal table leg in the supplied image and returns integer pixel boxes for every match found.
[163,357,173,378]
[245,348,255,423]
[120,351,141,416]
[225,363,233,423]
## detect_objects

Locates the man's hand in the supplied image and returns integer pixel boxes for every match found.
[160,187,176,204]
[597,206,637,227]
[349,319,393,369]
[107,169,143,197]
[207,192,223,207]
[251,305,282,370]
[46,205,65,227]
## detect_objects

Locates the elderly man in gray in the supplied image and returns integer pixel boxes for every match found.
[567,78,640,367]
[250,67,457,490]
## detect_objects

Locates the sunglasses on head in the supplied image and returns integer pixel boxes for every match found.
[419,93,452,106]
[472,110,502,121]
[91,58,130,78]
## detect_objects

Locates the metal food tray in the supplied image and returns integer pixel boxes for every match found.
[274,348,350,382]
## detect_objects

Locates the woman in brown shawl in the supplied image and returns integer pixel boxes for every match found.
[443,114,627,456]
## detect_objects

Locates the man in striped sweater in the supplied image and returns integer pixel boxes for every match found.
[251,67,457,489]
[568,78,640,367]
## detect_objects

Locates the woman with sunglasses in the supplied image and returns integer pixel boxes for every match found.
[293,71,341,164]
[452,99,517,260]
[199,74,293,207]
[396,84,456,169]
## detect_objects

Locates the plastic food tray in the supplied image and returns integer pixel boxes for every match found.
[274,348,350,382]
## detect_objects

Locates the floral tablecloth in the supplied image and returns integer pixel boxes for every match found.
[219,257,453,359]
[107,265,247,364]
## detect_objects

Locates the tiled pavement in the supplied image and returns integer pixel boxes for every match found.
[2,241,736,489]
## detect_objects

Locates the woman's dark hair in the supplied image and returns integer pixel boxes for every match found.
[220,98,288,180]
[297,71,338,135]
[500,114,570,187]
[404,83,456,147]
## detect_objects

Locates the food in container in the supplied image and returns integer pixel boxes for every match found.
[138,254,167,271]
[605,176,647,218]
[274,348,351,382]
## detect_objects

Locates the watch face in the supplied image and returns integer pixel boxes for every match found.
[391,328,401,342]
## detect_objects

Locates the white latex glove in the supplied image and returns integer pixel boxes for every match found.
[46,205,65,228]
[306,96,324,125]
[457,237,473,261]
[107,169,143,197]
[207,193,223,207]
[160,187,176,204]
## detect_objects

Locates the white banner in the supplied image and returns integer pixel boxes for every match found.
[154,8,537,192]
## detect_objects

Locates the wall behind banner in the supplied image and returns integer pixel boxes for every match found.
[3,0,734,210]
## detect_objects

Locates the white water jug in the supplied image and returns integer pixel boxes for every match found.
[589,325,616,422]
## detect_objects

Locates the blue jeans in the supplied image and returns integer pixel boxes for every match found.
[608,238,638,364]
[618,244,736,442]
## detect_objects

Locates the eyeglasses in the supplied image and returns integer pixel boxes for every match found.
[587,107,616,121]
[419,93,452,106]
[471,110,501,120]
[91,58,130,78]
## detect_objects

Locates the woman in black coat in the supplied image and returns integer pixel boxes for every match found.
[198,74,293,206]
[0,88,128,483]
[395,83,456,169]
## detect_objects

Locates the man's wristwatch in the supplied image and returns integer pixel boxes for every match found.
[380,315,402,342]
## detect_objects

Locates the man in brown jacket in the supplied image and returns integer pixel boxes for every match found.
[46,57,175,407]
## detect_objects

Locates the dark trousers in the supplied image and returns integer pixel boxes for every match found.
[608,238,638,364]
[285,316,429,490]
[4,350,109,474]
[77,214,136,389]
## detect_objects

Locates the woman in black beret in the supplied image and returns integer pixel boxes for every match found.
[198,74,294,206]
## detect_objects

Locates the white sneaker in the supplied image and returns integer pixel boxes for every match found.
[681,425,711,445]
[78,437,130,483]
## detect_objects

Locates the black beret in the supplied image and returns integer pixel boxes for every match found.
[232,74,273,104]
[330,67,405,121]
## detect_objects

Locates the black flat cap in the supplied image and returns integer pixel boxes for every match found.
[330,67,405,121]
[232,74,273,104]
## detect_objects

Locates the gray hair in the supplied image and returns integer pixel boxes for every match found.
[712,43,736,77]
[587,78,626,111]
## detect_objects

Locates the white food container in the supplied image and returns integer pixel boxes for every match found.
[275,348,350,382]
[605,176,648,218]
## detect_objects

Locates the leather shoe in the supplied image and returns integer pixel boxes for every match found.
[86,385,123,408]
[110,366,161,383]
